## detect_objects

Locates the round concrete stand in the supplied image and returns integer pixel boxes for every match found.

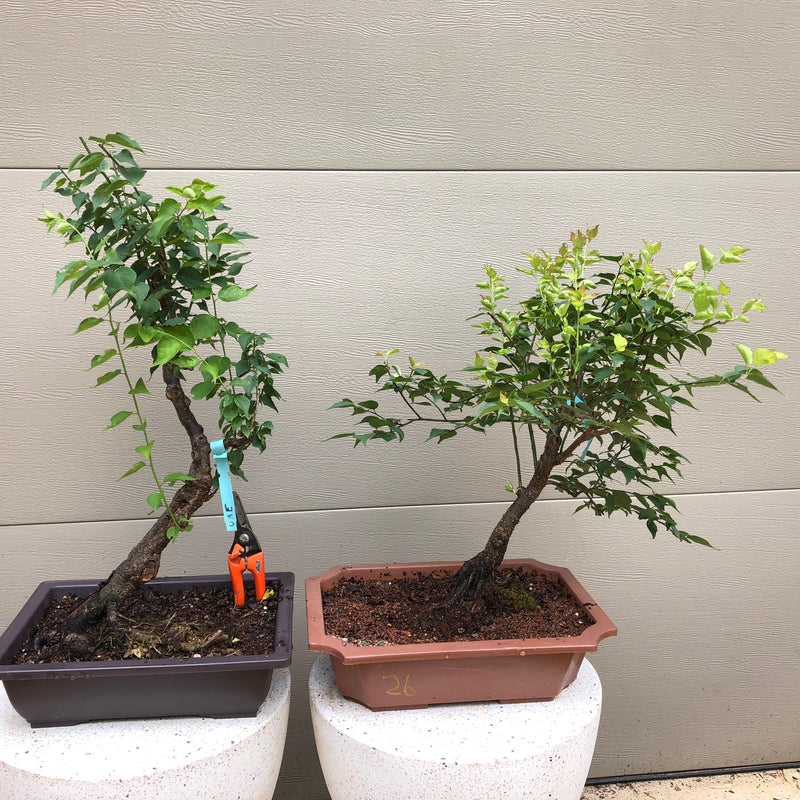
[310,654,602,800]
[0,667,290,800]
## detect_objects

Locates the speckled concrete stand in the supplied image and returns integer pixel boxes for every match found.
[0,667,290,800]
[310,654,601,800]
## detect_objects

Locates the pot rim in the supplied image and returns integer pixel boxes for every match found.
[0,573,294,680]
[305,558,617,664]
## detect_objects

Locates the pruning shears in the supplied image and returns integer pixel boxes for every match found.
[211,439,272,606]
[228,492,269,606]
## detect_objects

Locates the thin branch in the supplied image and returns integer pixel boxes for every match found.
[509,411,523,488]
[556,427,602,465]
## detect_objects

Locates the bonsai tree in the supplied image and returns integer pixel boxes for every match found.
[333,226,786,607]
[40,133,286,653]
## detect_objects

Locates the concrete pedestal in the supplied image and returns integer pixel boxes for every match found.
[0,668,290,800]
[310,654,602,800]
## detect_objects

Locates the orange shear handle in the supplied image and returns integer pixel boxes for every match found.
[227,544,267,606]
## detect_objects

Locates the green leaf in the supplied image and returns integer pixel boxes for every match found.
[189,314,220,340]
[217,284,256,302]
[166,525,181,542]
[120,461,146,479]
[102,132,143,152]
[104,266,137,295]
[74,316,105,334]
[191,381,216,400]
[189,214,210,238]
[153,337,183,366]
[129,377,150,396]
[163,472,196,484]
[147,492,164,512]
[650,414,674,431]
[629,439,647,464]
[41,170,61,190]
[426,427,457,443]
[163,323,195,349]
[147,197,181,240]
[192,285,213,301]
[746,369,779,391]
[89,349,117,369]
[512,398,546,420]
[53,259,86,294]
[118,165,146,186]
[93,369,122,387]
[209,232,243,245]
[106,410,133,429]
[135,441,154,460]
[686,534,713,547]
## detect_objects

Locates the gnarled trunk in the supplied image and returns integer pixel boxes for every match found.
[62,365,216,655]
[446,428,564,606]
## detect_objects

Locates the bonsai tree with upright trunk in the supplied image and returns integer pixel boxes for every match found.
[333,226,785,607]
[41,133,286,653]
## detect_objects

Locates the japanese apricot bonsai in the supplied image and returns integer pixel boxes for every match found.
[333,226,785,609]
[41,133,286,654]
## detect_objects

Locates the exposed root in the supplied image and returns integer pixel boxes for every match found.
[432,557,498,611]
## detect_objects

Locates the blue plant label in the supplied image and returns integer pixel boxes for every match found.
[567,396,594,461]
[210,439,237,531]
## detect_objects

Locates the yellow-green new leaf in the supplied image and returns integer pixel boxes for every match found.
[752,348,788,366]
[734,344,753,366]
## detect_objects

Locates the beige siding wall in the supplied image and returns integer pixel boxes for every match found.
[1,3,798,797]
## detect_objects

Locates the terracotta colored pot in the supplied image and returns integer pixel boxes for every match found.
[0,573,294,727]
[306,558,616,710]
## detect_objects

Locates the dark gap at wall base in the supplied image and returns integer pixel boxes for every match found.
[587,760,800,786]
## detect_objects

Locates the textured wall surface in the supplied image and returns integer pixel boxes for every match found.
[1,3,798,798]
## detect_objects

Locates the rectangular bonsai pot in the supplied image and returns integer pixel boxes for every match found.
[0,573,294,727]
[306,558,616,710]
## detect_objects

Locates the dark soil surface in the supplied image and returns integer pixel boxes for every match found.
[13,583,279,664]
[322,567,595,646]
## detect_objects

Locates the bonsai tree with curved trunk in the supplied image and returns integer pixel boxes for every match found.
[41,133,286,653]
[333,226,785,607]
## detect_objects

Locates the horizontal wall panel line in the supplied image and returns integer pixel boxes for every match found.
[4,167,800,176]
[2,488,796,532]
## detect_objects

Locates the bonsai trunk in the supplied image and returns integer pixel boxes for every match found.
[62,365,217,655]
[446,428,564,606]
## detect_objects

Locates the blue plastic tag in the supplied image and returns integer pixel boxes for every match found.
[210,440,237,531]
[567,396,594,461]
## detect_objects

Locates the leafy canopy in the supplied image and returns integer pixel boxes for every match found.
[42,133,287,539]
[332,226,785,546]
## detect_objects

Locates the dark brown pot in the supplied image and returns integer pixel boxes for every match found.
[0,573,294,727]
[306,558,616,711]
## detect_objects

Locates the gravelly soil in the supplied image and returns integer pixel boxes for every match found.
[322,567,596,645]
[12,583,280,663]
